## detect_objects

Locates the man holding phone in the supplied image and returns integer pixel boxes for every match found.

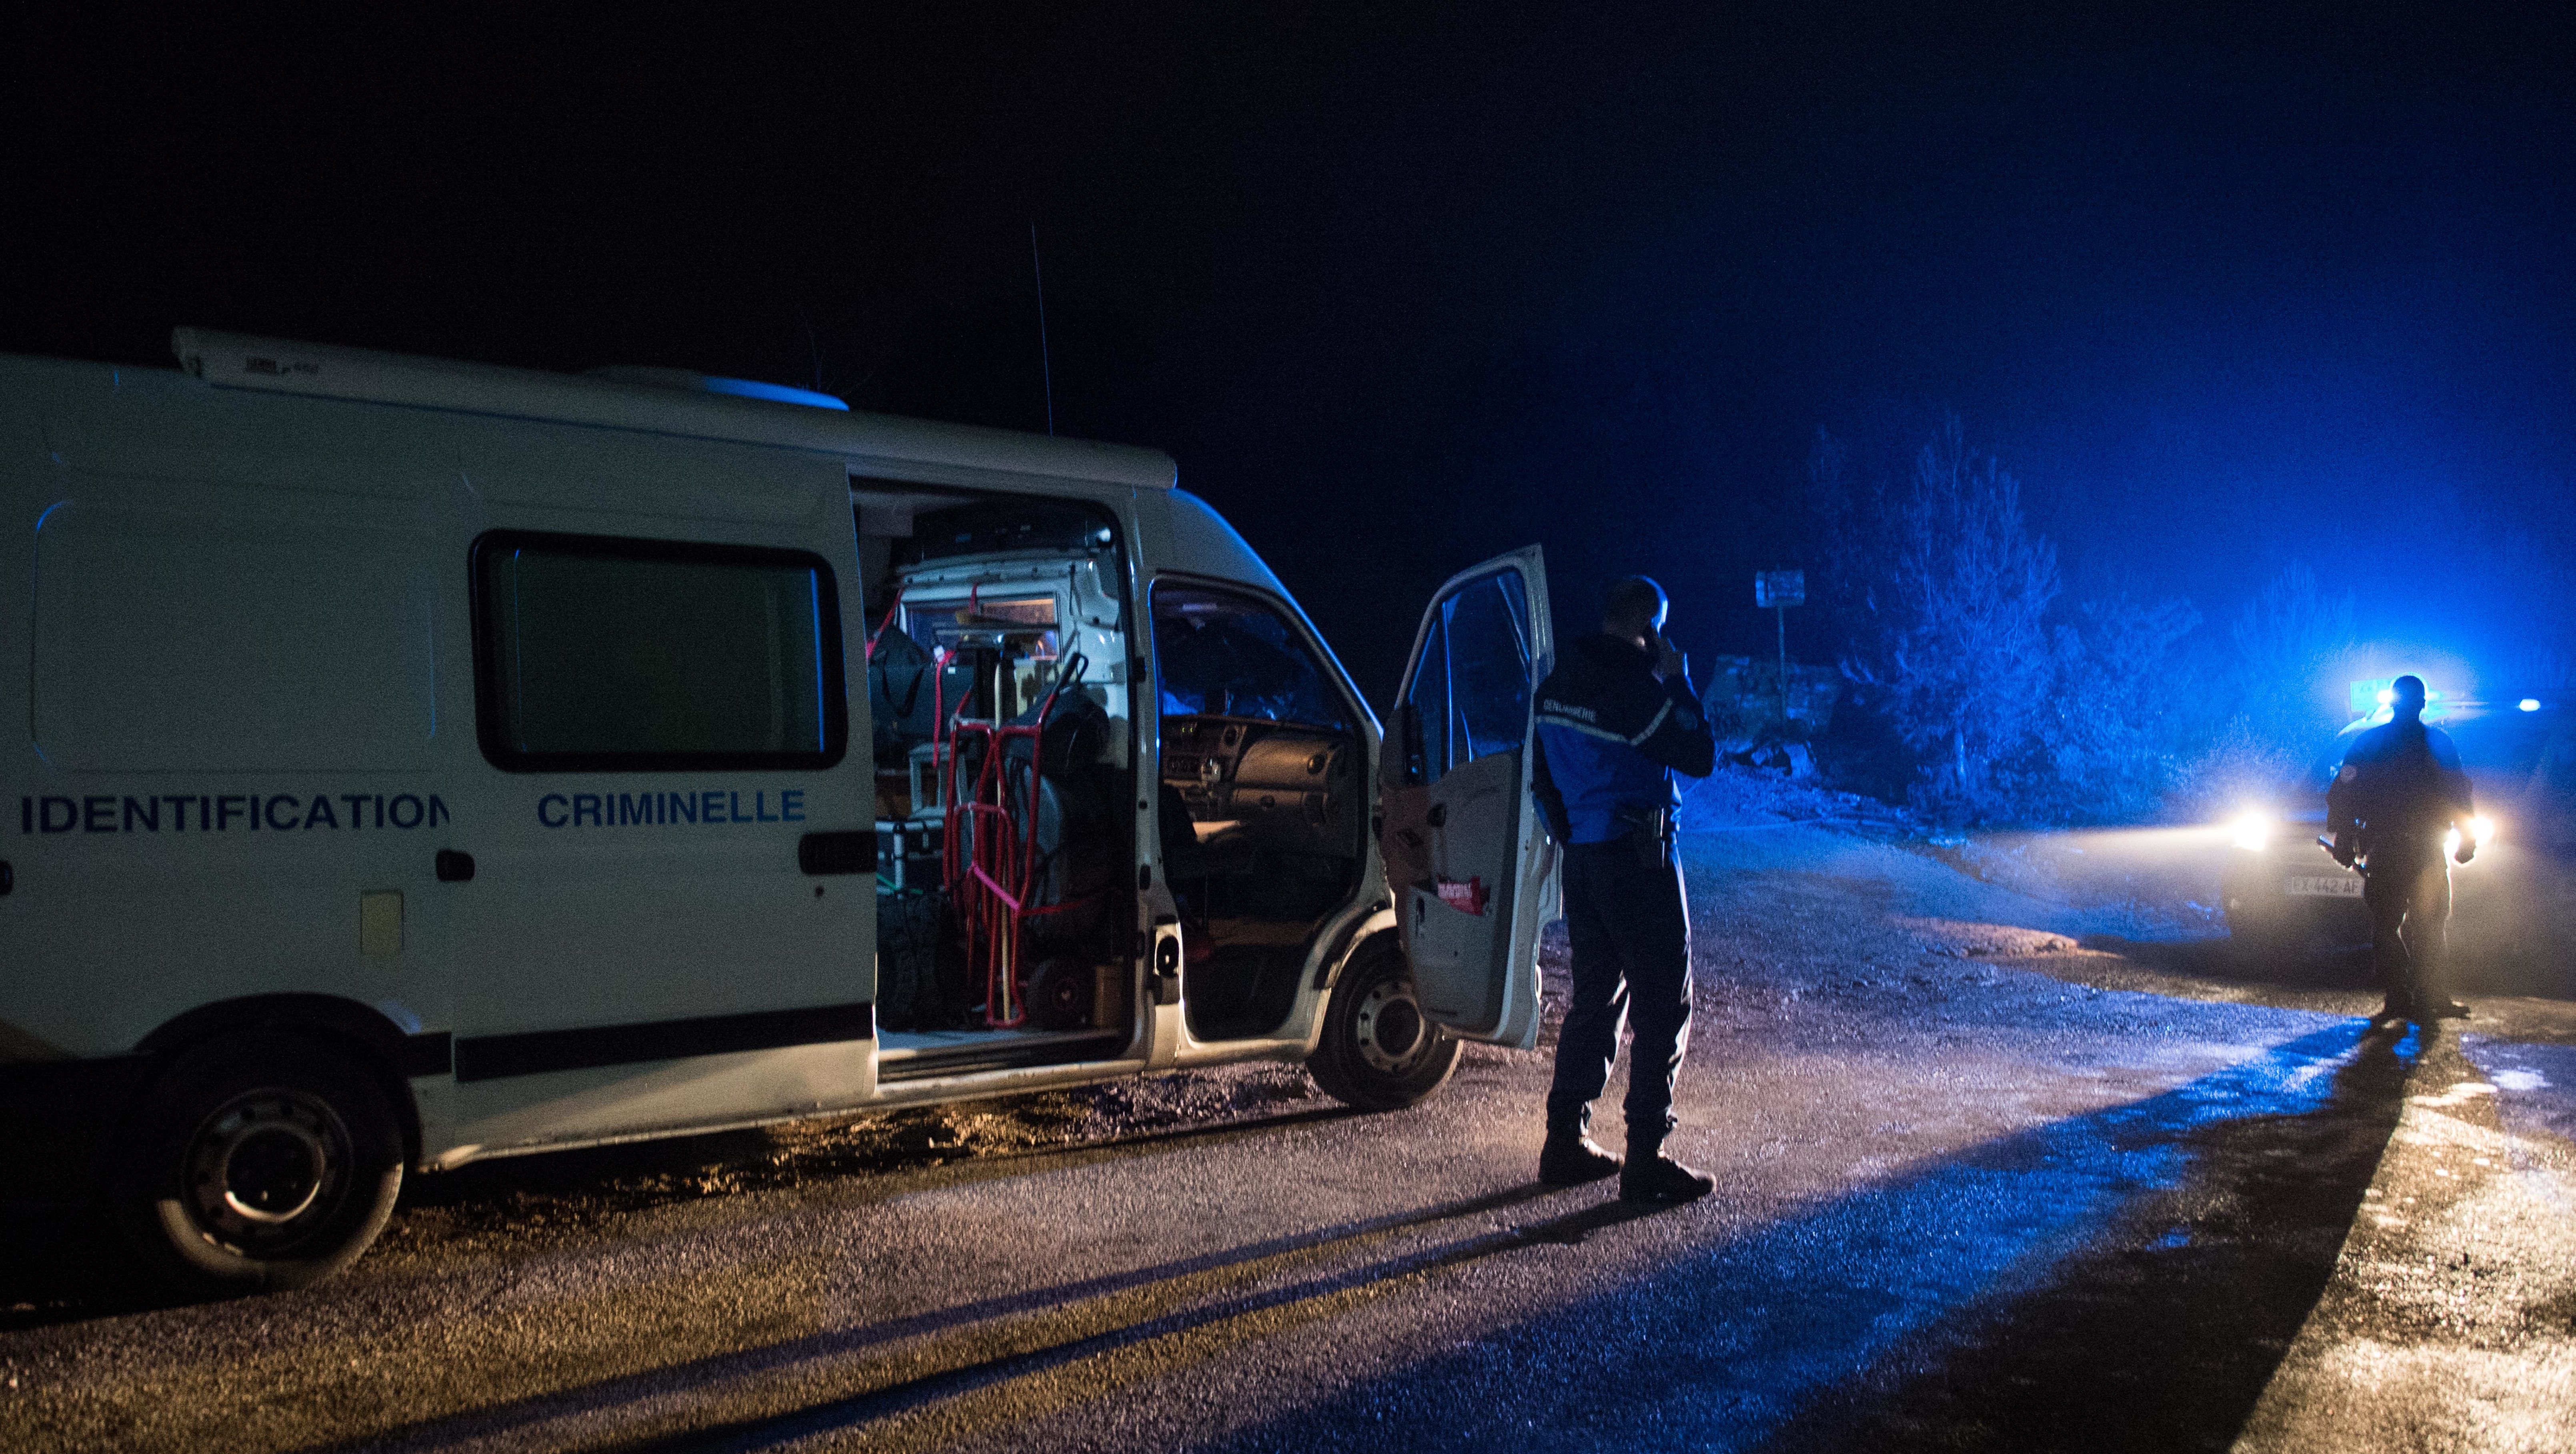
[1530,576,1718,1202]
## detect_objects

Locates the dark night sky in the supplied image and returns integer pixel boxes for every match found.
[9,4,2573,702]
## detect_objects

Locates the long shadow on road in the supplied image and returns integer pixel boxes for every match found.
[209,1021,2419,1453]
[303,1178,1600,1454]
[1193,1019,2418,1454]
[12,1022,2423,1451]
[1752,1021,2421,1453]
[610,1194,1667,1454]
[0,1102,1357,1332]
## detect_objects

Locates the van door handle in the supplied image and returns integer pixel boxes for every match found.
[799,831,872,876]
[435,850,476,883]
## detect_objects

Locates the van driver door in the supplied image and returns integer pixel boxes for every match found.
[1379,546,1554,1049]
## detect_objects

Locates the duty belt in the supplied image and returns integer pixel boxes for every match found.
[1611,803,1674,846]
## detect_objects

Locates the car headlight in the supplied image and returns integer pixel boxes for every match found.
[2231,810,2273,852]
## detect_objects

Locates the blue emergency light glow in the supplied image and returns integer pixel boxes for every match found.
[696,377,850,410]
[2348,677,2449,719]
[2522,698,2542,712]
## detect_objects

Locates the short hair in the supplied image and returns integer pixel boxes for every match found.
[1603,575,1668,634]
[2392,675,2427,709]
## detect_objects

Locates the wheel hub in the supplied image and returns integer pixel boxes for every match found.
[1353,977,1432,1074]
[184,1089,351,1251]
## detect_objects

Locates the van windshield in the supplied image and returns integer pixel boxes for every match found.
[1151,585,1349,731]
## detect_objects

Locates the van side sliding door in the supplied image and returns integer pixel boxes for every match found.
[440,438,876,1152]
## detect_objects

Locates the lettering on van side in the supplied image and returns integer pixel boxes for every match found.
[536,789,805,829]
[21,794,450,835]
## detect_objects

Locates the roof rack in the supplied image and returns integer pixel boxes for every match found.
[166,328,1176,491]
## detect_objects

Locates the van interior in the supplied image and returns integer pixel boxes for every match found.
[858,482,1367,1074]
[1149,583,1366,1040]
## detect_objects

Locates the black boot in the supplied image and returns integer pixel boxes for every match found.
[1538,1123,1621,1186]
[1620,1145,1714,1204]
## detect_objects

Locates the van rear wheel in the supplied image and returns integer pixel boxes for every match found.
[1308,939,1459,1111]
[115,1033,404,1294]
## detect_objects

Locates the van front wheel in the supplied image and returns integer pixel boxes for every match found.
[116,1033,404,1294]
[1307,939,1460,1111]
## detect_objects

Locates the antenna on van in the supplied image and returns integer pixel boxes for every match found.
[797,303,825,394]
[1031,221,1056,437]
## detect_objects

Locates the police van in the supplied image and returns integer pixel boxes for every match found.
[0,331,1557,1290]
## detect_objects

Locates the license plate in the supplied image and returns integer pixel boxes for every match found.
[2284,874,2363,898]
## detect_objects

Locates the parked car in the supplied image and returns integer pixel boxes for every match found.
[2222,689,2563,957]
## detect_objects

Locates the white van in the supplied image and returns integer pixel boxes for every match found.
[0,331,1556,1290]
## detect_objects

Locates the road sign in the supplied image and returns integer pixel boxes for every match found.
[1756,571,1805,679]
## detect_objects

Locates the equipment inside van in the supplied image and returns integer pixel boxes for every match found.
[0,331,1557,1292]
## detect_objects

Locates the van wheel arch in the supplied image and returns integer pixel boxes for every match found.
[135,994,427,1168]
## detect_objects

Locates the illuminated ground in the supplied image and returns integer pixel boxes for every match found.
[4,777,2570,1452]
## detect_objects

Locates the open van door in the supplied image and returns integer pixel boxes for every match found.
[1379,546,1554,1049]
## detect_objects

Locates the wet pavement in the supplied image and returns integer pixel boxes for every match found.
[5,783,2571,1452]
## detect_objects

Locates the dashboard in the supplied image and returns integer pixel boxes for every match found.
[1161,715,1361,858]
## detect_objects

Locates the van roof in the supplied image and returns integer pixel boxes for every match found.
[146,328,1178,492]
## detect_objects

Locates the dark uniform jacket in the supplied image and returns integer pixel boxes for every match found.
[1531,633,1717,843]
[2328,716,2475,855]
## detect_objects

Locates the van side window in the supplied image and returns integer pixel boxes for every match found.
[471,531,845,771]
[1401,567,1531,780]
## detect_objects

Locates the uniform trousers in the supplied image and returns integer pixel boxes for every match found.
[1545,829,1692,1150]
[2363,842,2451,1008]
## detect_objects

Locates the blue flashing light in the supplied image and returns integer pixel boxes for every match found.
[697,377,850,411]
[2348,677,2456,719]
[2522,698,2543,712]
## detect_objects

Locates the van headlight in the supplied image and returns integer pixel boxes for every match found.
[2231,809,2273,852]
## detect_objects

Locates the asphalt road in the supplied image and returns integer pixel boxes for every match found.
[6,790,2573,1452]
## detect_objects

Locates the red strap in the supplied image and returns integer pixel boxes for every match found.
[864,596,904,661]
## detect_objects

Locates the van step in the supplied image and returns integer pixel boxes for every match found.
[877,1030,1127,1083]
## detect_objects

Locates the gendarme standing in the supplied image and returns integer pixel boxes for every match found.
[1530,576,1717,1202]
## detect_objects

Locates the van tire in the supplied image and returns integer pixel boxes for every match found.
[1307,938,1459,1112]
[113,1032,404,1294]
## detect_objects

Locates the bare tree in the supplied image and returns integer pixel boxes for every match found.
[1872,417,2062,817]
